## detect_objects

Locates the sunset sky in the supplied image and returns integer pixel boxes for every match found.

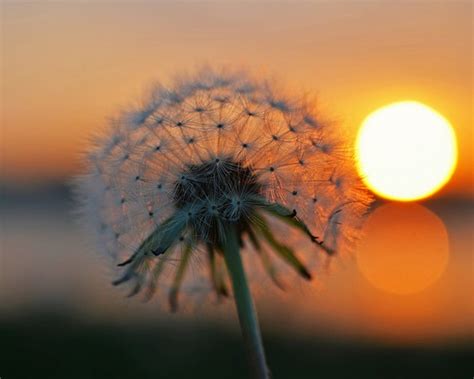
[1,6,473,373]
[2,1,472,198]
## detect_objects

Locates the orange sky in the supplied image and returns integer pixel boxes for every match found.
[2,2,472,197]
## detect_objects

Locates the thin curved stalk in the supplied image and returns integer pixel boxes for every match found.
[222,227,270,379]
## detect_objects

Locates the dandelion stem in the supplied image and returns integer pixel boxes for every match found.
[222,227,270,379]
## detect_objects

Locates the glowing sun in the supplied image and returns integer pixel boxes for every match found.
[356,101,457,201]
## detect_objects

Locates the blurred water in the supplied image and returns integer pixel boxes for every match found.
[0,184,473,378]
[1,184,472,342]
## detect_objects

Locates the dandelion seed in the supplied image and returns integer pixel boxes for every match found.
[75,67,372,379]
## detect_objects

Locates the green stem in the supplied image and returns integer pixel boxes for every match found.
[222,227,270,379]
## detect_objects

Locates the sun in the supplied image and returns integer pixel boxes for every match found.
[355,101,458,201]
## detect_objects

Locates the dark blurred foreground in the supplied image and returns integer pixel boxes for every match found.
[0,310,472,379]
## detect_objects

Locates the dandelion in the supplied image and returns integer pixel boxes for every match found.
[76,68,372,378]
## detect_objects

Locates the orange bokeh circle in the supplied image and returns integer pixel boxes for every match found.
[357,203,449,295]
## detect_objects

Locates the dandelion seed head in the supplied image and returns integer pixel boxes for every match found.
[76,67,372,308]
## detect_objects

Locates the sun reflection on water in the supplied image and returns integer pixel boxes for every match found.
[357,202,449,295]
